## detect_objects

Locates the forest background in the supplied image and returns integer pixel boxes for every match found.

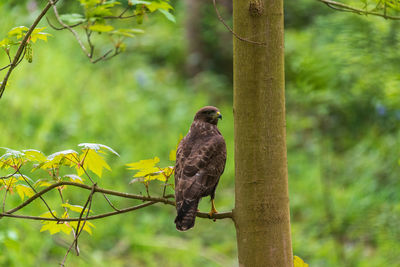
[0,0,399,266]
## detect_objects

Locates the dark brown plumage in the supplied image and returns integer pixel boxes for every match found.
[174,106,226,231]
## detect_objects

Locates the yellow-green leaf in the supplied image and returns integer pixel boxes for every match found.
[169,149,176,161]
[8,26,28,39]
[64,174,84,183]
[146,1,173,12]
[89,24,114,32]
[126,157,160,170]
[40,211,73,235]
[294,256,309,267]
[78,149,111,177]
[34,179,53,188]
[23,149,47,162]
[40,149,79,170]
[169,134,183,161]
[70,220,95,235]
[15,184,35,200]
[78,143,119,156]
[40,221,72,235]
[61,203,92,214]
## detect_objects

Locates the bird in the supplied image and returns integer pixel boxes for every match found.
[174,106,227,231]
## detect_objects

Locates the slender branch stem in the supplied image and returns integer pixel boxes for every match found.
[0,201,157,221]
[49,0,90,57]
[317,0,400,20]
[1,181,233,220]
[0,0,57,98]
[0,202,233,221]
[212,0,266,46]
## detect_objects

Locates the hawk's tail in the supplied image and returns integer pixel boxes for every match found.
[174,199,199,231]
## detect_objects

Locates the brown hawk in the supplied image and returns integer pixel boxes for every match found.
[174,106,226,231]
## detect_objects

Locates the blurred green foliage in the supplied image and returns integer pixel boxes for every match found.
[0,0,399,266]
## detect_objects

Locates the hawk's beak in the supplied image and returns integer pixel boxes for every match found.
[216,111,222,120]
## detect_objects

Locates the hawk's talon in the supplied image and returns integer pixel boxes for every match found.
[208,199,218,218]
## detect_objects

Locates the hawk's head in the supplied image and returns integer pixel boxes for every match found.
[194,106,222,125]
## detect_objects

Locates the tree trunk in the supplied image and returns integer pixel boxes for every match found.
[233,0,293,266]
[184,0,205,77]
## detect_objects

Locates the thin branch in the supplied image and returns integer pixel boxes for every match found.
[212,0,266,46]
[317,0,400,20]
[45,16,83,31]
[0,201,157,222]
[48,0,90,57]
[16,169,58,220]
[0,202,233,221]
[0,64,11,72]
[0,0,57,98]
[5,181,175,215]
[0,168,20,180]
[1,181,232,220]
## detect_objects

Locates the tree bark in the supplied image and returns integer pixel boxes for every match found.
[233,0,293,266]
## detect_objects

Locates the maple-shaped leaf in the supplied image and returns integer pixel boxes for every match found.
[22,149,47,162]
[39,150,79,170]
[7,26,28,39]
[30,27,52,43]
[126,157,160,170]
[70,220,95,235]
[0,148,25,169]
[40,211,73,235]
[77,149,111,177]
[78,143,119,156]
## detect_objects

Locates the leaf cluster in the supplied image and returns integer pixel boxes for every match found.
[0,26,50,64]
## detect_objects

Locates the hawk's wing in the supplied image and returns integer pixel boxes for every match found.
[174,134,226,230]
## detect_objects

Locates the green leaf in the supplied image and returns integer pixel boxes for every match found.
[110,28,145,38]
[59,13,86,24]
[146,1,173,12]
[158,9,175,23]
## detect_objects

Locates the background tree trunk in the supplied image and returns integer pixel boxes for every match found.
[233,0,293,266]
[184,0,205,77]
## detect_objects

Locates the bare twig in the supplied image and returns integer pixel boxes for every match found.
[317,0,400,20]
[0,0,57,98]
[212,0,266,46]
[49,0,90,57]
[45,16,83,31]
[0,64,11,72]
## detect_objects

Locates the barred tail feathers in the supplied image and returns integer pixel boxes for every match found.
[174,199,199,231]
